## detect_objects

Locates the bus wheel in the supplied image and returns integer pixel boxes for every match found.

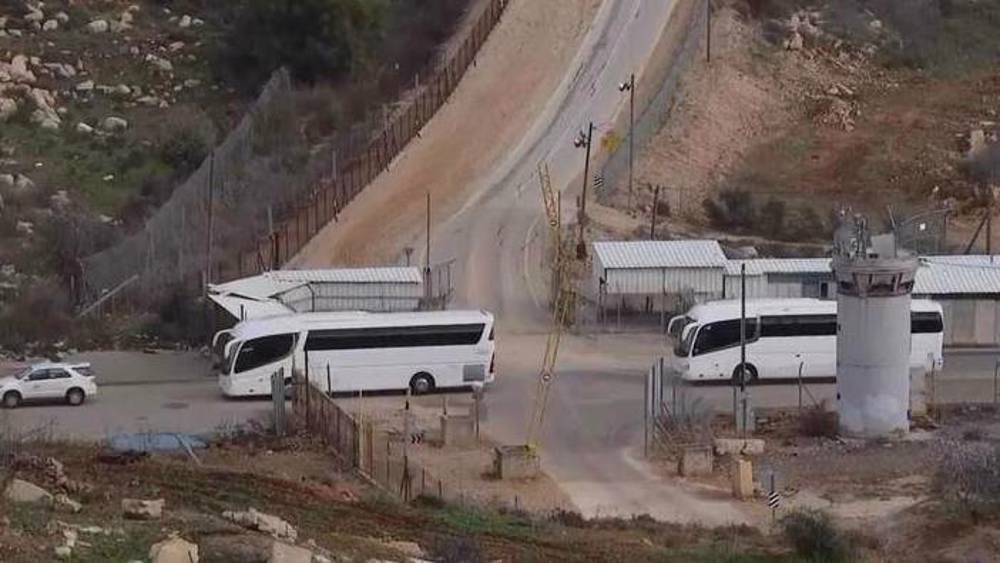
[732,364,758,385]
[409,373,435,395]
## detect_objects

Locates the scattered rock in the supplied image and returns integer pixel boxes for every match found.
[270,541,313,563]
[55,12,70,24]
[54,493,82,513]
[0,97,17,122]
[54,545,73,559]
[168,41,186,52]
[42,19,58,31]
[150,535,199,563]
[179,15,192,28]
[76,122,94,134]
[33,110,61,130]
[969,129,988,159]
[87,19,109,33]
[120,11,135,26]
[6,54,37,83]
[0,174,14,188]
[122,498,165,520]
[869,19,883,31]
[44,62,76,78]
[786,32,804,51]
[145,54,174,73]
[223,508,298,541]
[113,84,132,97]
[183,79,202,89]
[136,95,163,107]
[102,116,129,132]
[24,9,45,24]
[384,541,425,559]
[16,220,34,236]
[192,17,205,26]
[76,80,95,92]
[4,478,53,504]
[13,174,35,194]
[50,190,71,210]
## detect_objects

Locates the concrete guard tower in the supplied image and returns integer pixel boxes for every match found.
[831,216,919,438]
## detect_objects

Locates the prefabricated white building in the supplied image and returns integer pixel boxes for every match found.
[593,240,727,312]
[208,267,424,321]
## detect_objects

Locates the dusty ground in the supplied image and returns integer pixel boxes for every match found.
[337,392,575,513]
[291,0,601,267]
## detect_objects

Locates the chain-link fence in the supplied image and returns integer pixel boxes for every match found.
[599,0,707,201]
[80,0,510,312]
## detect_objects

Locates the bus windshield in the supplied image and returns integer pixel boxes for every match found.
[675,325,697,357]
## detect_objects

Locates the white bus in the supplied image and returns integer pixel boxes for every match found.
[668,298,943,382]
[217,310,496,397]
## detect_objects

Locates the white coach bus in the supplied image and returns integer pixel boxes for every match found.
[668,298,943,382]
[217,310,496,397]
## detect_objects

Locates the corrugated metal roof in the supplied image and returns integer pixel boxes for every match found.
[915,256,1000,295]
[594,240,727,270]
[725,258,832,276]
[208,294,293,320]
[209,268,422,300]
[268,268,422,284]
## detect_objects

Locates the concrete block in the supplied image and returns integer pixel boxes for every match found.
[714,438,765,456]
[731,458,754,501]
[440,414,476,447]
[678,446,713,477]
[493,445,540,480]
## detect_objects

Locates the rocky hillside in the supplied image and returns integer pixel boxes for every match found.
[0,0,236,289]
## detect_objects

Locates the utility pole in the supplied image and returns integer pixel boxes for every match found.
[425,192,432,301]
[575,122,594,260]
[619,74,636,210]
[989,188,995,257]
[706,0,712,63]
[204,151,215,296]
[650,185,660,239]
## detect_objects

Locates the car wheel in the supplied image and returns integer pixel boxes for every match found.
[66,388,85,406]
[409,373,435,395]
[3,391,21,409]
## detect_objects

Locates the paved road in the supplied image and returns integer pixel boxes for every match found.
[2,351,272,440]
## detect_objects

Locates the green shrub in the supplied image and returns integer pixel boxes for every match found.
[780,509,853,563]
[215,0,386,91]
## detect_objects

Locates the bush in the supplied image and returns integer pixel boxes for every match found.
[215,0,386,91]
[0,279,72,352]
[429,536,485,563]
[936,441,1000,520]
[703,189,757,233]
[781,509,854,562]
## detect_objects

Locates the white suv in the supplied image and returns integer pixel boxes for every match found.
[0,363,98,408]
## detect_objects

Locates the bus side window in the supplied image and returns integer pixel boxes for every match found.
[693,319,757,356]
[235,334,296,373]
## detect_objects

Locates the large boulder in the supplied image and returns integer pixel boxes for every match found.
[42,19,59,31]
[150,535,199,563]
[0,97,17,121]
[122,498,165,520]
[102,116,129,132]
[268,542,312,563]
[4,479,54,505]
[7,54,37,83]
[223,508,297,541]
[87,19,109,33]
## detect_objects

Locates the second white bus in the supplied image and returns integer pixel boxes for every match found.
[216,310,496,397]
[668,298,943,382]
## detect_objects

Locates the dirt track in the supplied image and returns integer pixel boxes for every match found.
[292,0,601,268]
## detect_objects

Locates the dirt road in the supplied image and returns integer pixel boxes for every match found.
[292,0,601,267]
[291,0,750,523]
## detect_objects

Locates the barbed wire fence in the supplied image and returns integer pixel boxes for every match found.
[79,0,509,314]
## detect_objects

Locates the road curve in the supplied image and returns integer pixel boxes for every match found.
[430,0,752,524]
